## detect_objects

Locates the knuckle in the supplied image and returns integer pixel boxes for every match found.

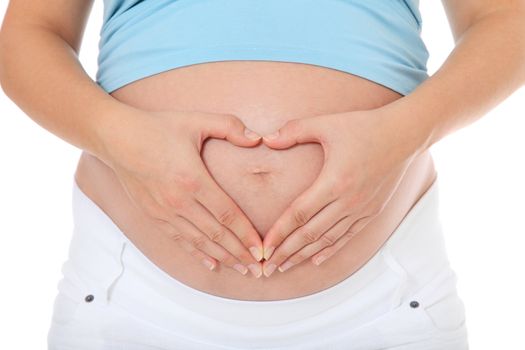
[155,217,181,239]
[293,207,309,226]
[302,230,318,244]
[209,228,227,243]
[190,235,208,250]
[188,248,203,260]
[320,234,337,246]
[217,207,237,227]
[169,230,183,241]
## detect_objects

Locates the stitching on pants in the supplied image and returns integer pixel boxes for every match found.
[106,241,128,303]
[380,245,408,310]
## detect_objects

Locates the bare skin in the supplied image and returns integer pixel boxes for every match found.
[74,60,437,300]
[1,0,524,302]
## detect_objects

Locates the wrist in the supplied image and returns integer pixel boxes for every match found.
[90,100,147,168]
[375,97,435,160]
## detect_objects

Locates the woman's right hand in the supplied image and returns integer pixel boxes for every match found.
[96,108,264,278]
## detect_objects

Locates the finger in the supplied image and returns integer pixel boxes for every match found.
[176,235,218,272]
[262,168,338,260]
[310,215,375,266]
[264,213,355,276]
[169,213,254,276]
[200,113,262,147]
[182,198,261,266]
[262,117,326,149]
[346,214,376,236]
[191,160,264,262]
[261,199,348,275]
[163,216,259,278]
[152,217,219,272]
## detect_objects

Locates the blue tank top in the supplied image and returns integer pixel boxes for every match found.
[96,0,429,96]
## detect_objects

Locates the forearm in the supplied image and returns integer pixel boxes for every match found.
[382,10,525,157]
[0,24,139,164]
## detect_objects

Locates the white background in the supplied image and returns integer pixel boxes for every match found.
[0,1,524,349]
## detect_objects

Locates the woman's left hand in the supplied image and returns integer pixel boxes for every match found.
[260,107,425,277]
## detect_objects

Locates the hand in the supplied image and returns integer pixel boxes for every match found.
[98,108,265,278]
[260,108,422,277]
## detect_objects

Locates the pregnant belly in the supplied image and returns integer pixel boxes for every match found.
[75,61,437,301]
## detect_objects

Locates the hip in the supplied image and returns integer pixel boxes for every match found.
[48,172,469,349]
[73,60,438,300]
[74,146,437,300]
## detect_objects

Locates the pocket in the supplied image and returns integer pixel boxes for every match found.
[343,269,469,349]
[51,226,128,331]
[401,267,469,342]
[421,292,467,332]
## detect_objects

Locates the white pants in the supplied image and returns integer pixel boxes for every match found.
[47,175,469,349]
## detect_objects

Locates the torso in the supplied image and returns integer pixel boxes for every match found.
[74,61,437,301]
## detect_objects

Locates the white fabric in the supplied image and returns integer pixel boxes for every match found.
[47,174,469,349]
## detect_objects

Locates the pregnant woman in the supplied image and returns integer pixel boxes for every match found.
[1,0,524,349]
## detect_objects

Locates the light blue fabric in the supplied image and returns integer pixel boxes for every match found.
[96,0,429,96]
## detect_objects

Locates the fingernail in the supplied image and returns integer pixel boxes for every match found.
[263,130,279,141]
[263,263,277,277]
[278,261,294,272]
[249,246,263,261]
[202,259,215,270]
[313,255,327,266]
[233,263,248,275]
[244,128,261,140]
[248,263,262,278]
[263,246,275,260]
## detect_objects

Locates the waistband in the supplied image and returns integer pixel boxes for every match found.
[68,173,452,328]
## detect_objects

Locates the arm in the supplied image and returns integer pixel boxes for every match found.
[0,0,265,277]
[0,0,136,163]
[258,0,525,275]
[382,0,525,156]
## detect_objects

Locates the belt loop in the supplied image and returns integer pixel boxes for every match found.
[380,243,409,309]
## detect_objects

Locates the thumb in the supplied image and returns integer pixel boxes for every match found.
[262,118,323,149]
[202,113,262,147]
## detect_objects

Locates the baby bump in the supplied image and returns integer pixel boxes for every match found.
[76,60,436,301]
[109,61,404,237]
